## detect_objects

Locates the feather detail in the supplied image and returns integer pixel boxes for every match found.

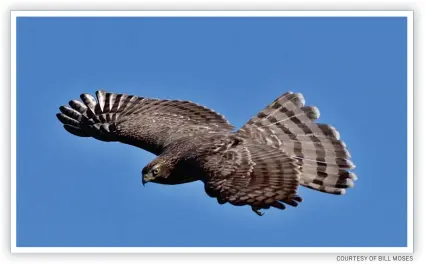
[57,90,234,155]
[204,143,301,212]
[237,91,356,195]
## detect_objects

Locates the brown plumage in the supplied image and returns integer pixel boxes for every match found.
[57,90,356,216]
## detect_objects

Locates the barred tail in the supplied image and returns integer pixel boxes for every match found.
[56,90,142,142]
[238,92,357,195]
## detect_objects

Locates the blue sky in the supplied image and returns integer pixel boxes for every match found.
[16,16,407,247]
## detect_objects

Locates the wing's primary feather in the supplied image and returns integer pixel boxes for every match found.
[57,90,234,155]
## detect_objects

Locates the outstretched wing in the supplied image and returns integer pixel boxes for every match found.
[57,90,234,155]
[203,141,302,213]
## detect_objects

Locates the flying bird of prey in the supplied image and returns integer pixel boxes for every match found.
[57,90,356,216]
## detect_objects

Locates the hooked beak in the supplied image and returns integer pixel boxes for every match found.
[142,173,154,186]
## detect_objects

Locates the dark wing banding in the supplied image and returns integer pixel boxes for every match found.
[57,90,234,155]
[237,92,356,195]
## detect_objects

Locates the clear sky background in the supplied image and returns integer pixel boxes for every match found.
[16,17,407,247]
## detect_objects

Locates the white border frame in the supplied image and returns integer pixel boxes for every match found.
[10,10,414,254]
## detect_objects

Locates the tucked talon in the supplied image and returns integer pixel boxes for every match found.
[252,207,264,216]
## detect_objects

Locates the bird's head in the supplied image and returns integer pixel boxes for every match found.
[142,158,174,185]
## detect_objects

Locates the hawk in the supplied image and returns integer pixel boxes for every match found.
[56,90,356,216]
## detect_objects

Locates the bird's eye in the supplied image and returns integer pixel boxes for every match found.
[152,168,159,175]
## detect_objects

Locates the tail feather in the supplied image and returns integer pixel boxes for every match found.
[238,91,356,195]
[280,139,351,159]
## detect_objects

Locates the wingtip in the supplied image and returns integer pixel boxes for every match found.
[96,89,106,95]
[59,105,67,114]
[63,124,89,137]
[56,113,63,122]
